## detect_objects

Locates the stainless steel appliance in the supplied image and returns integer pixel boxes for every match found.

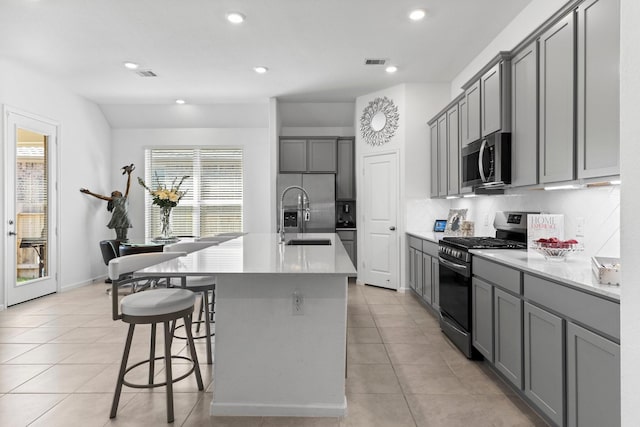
[438,211,537,358]
[277,174,336,233]
[461,132,511,193]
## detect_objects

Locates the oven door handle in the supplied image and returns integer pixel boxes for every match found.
[438,256,470,277]
[478,139,488,183]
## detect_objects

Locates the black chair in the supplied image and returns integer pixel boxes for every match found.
[99,240,121,283]
[118,244,164,256]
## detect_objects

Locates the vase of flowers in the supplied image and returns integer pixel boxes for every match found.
[138,174,190,242]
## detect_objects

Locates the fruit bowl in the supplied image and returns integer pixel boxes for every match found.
[533,239,584,261]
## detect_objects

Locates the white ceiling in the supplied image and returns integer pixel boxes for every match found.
[0,0,531,105]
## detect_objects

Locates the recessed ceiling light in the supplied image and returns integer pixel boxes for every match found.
[123,62,139,70]
[175,99,186,105]
[253,66,268,74]
[226,12,245,24]
[409,9,426,21]
[385,65,398,73]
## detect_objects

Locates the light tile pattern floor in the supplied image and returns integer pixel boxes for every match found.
[0,281,547,426]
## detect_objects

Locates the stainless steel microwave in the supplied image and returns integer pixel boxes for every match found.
[461,132,511,190]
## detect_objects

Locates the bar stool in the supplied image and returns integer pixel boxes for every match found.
[163,241,218,364]
[108,252,204,423]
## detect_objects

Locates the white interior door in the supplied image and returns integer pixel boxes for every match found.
[4,108,58,306]
[362,152,398,290]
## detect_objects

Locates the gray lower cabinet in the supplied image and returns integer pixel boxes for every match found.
[430,123,438,198]
[336,138,355,200]
[414,248,423,297]
[566,322,620,427]
[472,277,493,361]
[422,253,432,304]
[337,230,356,268]
[524,302,564,427]
[494,288,523,389]
[408,247,416,291]
[576,0,620,179]
[431,257,439,310]
[511,41,539,187]
[539,12,575,184]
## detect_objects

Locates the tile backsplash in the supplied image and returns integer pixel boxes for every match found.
[406,185,620,257]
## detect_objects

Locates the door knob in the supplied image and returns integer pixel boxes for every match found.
[389,226,396,231]
[8,231,17,236]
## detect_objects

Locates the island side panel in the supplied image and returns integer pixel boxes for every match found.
[211,273,348,417]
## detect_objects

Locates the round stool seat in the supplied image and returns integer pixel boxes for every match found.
[121,289,196,317]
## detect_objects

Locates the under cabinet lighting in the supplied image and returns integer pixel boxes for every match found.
[226,12,245,24]
[446,196,459,200]
[543,184,582,191]
[463,194,477,198]
[409,9,426,21]
[610,180,621,185]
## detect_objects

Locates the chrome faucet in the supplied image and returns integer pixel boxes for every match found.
[279,185,311,243]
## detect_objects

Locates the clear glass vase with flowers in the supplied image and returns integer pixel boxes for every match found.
[138,174,190,242]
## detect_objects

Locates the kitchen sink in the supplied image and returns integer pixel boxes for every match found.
[286,238,332,246]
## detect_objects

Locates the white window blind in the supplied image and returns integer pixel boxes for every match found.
[143,148,243,238]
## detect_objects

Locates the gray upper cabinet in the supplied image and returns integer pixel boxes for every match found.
[524,302,564,427]
[465,80,481,146]
[567,321,620,427]
[307,139,337,172]
[481,61,510,137]
[430,122,439,198]
[279,139,307,172]
[472,277,493,361]
[437,114,448,197]
[494,288,523,389]
[511,42,539,187]
[539,12,575,184]
[336,138,355,199]
[577,0,620,179]
[279,138,337,173]
[447,104,459,195]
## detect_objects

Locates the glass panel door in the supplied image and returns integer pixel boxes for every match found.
[5,108,58,306]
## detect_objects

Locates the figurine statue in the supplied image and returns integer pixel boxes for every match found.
[80,164,135,241]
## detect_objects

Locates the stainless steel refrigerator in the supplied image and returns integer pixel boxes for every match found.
[277,174,335,233]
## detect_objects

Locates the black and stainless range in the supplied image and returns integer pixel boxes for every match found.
[438,211,537,359]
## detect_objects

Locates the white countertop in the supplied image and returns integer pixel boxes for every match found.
[406,230,445,243]
[136,233,357,276]
[470,249,620,300]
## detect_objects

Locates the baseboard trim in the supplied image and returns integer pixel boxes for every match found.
[60,276,103,292]
[210,396,347,417]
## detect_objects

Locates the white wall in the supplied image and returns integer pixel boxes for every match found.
[619,0,640,424]
[110,128,272,238]
[450,0,568,98]
[355,84,449,289]
[0,58,112,298]
[279,101,356,137]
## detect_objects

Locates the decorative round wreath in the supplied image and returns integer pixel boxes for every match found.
[360,96,399,146]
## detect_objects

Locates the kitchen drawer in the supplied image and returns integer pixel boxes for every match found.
[422,240,438,257]
[524,273,619,340]
[408,236,422,251]
[473,257,522,295]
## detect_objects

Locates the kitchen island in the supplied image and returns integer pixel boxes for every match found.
[136,233,356,417]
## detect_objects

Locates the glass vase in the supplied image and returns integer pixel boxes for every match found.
[160,206,172,239]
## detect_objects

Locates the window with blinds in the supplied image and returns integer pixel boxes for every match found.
[143,148,243,238]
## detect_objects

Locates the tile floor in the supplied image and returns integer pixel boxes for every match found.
[0,281,547,426]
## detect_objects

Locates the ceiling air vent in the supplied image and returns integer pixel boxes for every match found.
[136,70,158,77]
[364,58,387,65]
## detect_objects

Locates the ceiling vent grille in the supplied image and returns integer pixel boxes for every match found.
[136,70,158,77]
[364,58,387,65]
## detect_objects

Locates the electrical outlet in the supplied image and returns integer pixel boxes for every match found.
[483,213,490,227]
[293,291,304,315]
[576,217,585,238]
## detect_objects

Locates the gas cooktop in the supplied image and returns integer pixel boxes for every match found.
[441,236,527,250]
